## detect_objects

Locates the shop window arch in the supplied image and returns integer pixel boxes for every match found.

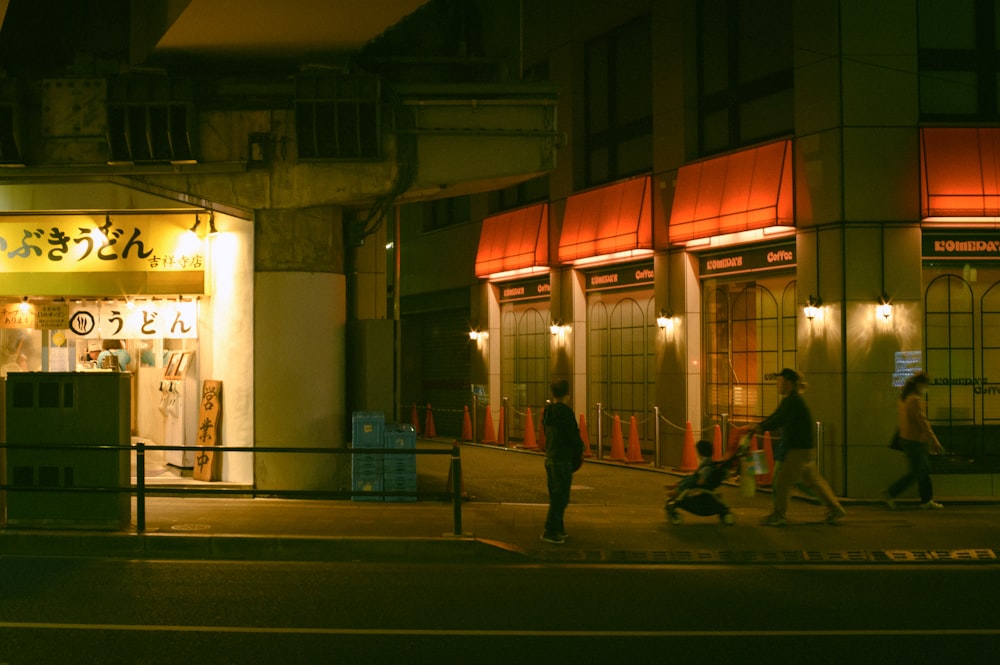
[501,306,550,442]
[924,274,976,458]
[586,294,656,456]
[704,282,782,425]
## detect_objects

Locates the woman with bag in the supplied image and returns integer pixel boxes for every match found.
[883,372,945,510]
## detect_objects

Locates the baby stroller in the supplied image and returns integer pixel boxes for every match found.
[665,438,747,526]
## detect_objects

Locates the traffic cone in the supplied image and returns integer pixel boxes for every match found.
[481,407,496,444]
[522,408,538,450]
[579,414,593,458]
[424,403,436,438]
[410,402,421,435]
[461,405,473,441]
[712,424,723,460]
[625,415,645,464]
[759,432,775,486]
[497,407,506,446]
[536,412,547,452]
[609,414,627,461]
[677,421,698,471]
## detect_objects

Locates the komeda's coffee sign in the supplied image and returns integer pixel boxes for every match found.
[923,234,1000,259]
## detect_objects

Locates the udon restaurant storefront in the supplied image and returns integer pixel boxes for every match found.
[0,185,253,487]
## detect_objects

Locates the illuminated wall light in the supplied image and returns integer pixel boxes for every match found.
[877,294,893,320]
[468,330,488,341]
[18,296,30,314]
[550,321,570,336]
[804,295,822,320]
[656,310,673,330]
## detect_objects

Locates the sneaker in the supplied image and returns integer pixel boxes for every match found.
[881,491,897,510]
[920,500,944,510]
[760,513,787,527]
[540,532,566,544]
[825,505,847,524]
[666,509,682,526]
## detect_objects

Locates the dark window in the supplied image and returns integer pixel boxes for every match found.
[584,16,653,187]
[697,0,794,156]
[918,0,1000,119]
[422,196,471,232]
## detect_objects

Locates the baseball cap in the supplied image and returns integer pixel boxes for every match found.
[778,368,800,382]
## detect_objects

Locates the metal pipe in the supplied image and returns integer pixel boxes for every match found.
[653,405,661,468]
[502,396,510,448]
[136,441,146,534]
[721,413,730,456]
[451,443,463,535]
[596,402,604,460]
[816,421,825,475]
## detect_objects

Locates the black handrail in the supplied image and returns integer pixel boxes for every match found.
[0,441,465,536]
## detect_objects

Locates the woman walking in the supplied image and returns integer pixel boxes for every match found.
[884,371,944,510]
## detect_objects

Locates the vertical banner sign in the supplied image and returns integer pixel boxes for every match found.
[193,380,222,482]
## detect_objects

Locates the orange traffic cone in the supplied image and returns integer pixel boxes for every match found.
[609,414,627,461]
[579,414,593,458]
[424,403,437,438]
[536,412,547,452]
[410,402,421,435]
[461,405,473,441]
[759,432,775,486]
[712,424,723,460]
[625,415,645,464]
[677,421,698,471]
[522,408,538,450]
[497,407,506,446]
[481,407,497,444]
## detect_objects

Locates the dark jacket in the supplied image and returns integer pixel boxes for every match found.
[756,389,814,460]
[542,401,584,468]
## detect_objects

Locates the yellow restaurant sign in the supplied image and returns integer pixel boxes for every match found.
[0,213,204,273]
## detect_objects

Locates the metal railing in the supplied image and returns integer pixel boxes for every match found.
[0,441,466,535]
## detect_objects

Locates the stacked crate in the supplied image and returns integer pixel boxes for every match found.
[383,423,417,502]
[351,411,385,501]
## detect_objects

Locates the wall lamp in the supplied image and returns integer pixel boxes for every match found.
[804,294,822,320]
[468,330,487,341]
[656,310,673,330]
[550,320,570,335]
[877,293,893,319]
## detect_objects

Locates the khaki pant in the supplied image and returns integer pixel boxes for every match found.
[772,448,841,518]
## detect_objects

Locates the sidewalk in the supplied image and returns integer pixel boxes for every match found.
[2,443,999,564]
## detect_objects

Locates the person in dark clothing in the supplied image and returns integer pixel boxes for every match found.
[752,368,845,526]
[540,379,584,544]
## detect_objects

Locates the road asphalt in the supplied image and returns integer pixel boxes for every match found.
[2,441,998,565]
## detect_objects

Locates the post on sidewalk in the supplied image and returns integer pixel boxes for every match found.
[451,443,463,536]
[653,405,660,468]
[502,396,510,448]
[721,413,730,456]
[596,402,604,460]
[136,441,146,534]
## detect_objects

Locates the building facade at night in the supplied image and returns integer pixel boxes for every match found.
[403,0,1000,499]
[2,1,999,503]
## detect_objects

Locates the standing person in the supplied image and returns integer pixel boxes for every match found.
[540,379,584,544]
[752,368,846,526]
[883,371,944,510]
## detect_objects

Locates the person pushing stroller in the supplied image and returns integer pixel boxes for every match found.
[666,439,743,526]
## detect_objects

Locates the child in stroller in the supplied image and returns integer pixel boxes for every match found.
[665,439,742,525]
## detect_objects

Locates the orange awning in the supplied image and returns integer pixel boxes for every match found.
[669,140,793,244]
[921,127,1000,218]
[558,175,652,264]
[475,203,549,279]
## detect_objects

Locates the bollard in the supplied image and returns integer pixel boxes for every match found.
[451,443,463,535]
[653,405,661,468]
[136,441,146,534]
[596,402,604,460]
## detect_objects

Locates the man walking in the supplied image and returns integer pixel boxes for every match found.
[753,368,846,526]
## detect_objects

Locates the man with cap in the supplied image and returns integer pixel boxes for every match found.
[751,368,846,526]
